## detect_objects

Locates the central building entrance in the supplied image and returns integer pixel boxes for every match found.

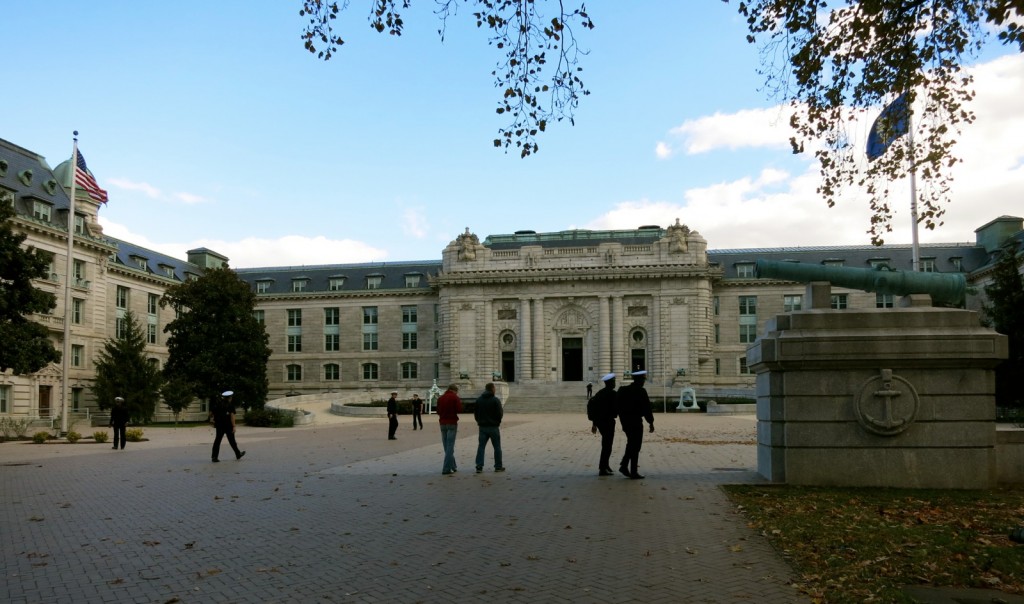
[561,337,583,381]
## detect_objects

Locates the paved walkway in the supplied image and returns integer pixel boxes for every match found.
[1,412,809,603]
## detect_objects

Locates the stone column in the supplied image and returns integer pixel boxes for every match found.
[533,297,546,382]
[483,299,493,379]
[520,298,532,381]
[599,296,611,375]
[651,293,661,379]
[612,296,624,375]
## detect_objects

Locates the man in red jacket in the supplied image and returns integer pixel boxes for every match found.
[436,384,463,475]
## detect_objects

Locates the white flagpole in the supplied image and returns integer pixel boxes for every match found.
[907,109,920,272]
[60,133,79,435]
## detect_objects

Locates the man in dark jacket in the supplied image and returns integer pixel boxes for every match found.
[386,391,399,440]
[210,390,246,463]
[617,371,655,479]
[474,382,504,473]
[109,396,130,450]
[587,373,618,476]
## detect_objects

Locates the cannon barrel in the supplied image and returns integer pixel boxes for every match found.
[754,259,966,307]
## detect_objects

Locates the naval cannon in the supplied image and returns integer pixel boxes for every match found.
[754,259,967,307]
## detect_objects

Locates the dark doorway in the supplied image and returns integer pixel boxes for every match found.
[502,351,516,382]
[38,385,52,418]
[631,349,646,374]
[562,338,583,381]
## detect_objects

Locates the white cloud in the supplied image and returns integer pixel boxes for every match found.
[107,178,161,198]
[97,218,389,268]
[174,192,206,205]
[655,141,673,159]
[626,53,1024,249]
[401,206,429,239]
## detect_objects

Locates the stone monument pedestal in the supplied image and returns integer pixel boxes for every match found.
[748,302,1007,489]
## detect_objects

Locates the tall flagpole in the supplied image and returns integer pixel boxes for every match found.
[61,132,79,435]
[907,109,921,272]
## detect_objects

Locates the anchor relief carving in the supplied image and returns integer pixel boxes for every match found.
[853,368,920,436]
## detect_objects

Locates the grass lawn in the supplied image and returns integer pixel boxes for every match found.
[723,485,1024,603]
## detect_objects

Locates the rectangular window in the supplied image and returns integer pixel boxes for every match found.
[292,279,307,292]
[401,362,418,379]
[738,296,758,344]
[363,332,378,351]
[72,388,82,412]
[147,323,157,344]
[33,201,51,221]
[736,263,755,278]
[714,323,720,344]
[363,307,378,324]
[329,278,345,291]
[405,275,420,288]
[783,294,803,312]
[287,364,302,381]
[148,293,159,315]
[920,258,936,272]
[74,214,85,235]
[739,357,754,375]
[115,317,127,339]
[876,293,895,308]
[325,333,340,352]
[72,344,84,367]
[253,309,265,325]
[366,276,382,290]
[402,332,417,350]
[288,334,302,353]
[0,385,9,413]
[831,294,848,310]
[951,257,963,272]
[72,298,84,324]
[257,281,270,294]
[73,259,86,281]
[402,305,417,324]
[324,363,340,380]
[823,260,844,267]
[714,358,721,376]
[713,296,719,316]
[362,363,378,380]
[288,309,302,327]
[116,286,129,309]
[324,307,340,326]
[868,259,890,269]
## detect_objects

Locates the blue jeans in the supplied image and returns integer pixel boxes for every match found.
[440,424,458,473]
[475,426,502,469]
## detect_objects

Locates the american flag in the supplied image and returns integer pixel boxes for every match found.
[75,150,108,203]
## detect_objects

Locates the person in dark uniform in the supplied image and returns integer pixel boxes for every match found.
[109,396,129,450]
[210,390,245,462]
[587,373,618,476]
[617,370,655,479]
[410,393,424,430]
[387,391,399,440]
[586,382,593,400]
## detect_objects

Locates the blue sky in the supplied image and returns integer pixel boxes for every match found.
[3,2,1022,268]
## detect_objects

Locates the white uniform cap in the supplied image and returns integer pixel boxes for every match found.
[114,396,124,402]
[222,390,234,397]
[631,370,648,377]
[601,373,616,382]
[391,391,398,395]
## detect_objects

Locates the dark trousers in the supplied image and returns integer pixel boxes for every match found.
[596,420,616,470]
[412,409,423,429]
[620,426,644,474]
[212,425,242,460]
[111,425,126,449]
[388,415,399,438]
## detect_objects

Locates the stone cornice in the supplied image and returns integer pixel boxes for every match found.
[107,264,182,288]
[434,263,716,286]
[255,288,434,303]
[13,216,117,254]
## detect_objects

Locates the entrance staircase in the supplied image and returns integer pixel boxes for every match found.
[502,381,592,414]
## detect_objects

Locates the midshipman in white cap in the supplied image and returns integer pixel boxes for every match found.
[587,372,619,476]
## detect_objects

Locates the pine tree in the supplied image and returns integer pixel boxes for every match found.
[982,241,1024,408]
[91,310,164,423]
[0,201,61,374]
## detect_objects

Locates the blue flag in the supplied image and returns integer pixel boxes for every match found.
[866,93,910,161]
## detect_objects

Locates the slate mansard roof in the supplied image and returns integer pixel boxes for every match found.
[235,261,442,294]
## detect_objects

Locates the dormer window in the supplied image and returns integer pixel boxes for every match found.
[823,259,844,267]
[292,279,308,292]
[185,272,199,282]
[159,264,175,278]
[329,277,346,291]
[33,200,52,222]
[868,258,890,269]
[950,257,963,272]
[74,214,85,235]
[405,274,421,288]
[256,281,270,294]
[735,262,755,278]
[366,275,383,290]
[920,258,936,272]
[131,255,148,271]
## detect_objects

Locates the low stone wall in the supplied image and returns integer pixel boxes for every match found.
[706,403,756,416]
[330,402,387,417]
[997,428,1024,484]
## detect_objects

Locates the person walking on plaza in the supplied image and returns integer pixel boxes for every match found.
[587,373,618,476]
[410,393,424,430]
[436,384,463,475]
[617,370,654,479]
[109,396,129,450]
[387,391,399,440]
[474,382,505,473]
[210,390,246,463]
[586,382,593,400]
